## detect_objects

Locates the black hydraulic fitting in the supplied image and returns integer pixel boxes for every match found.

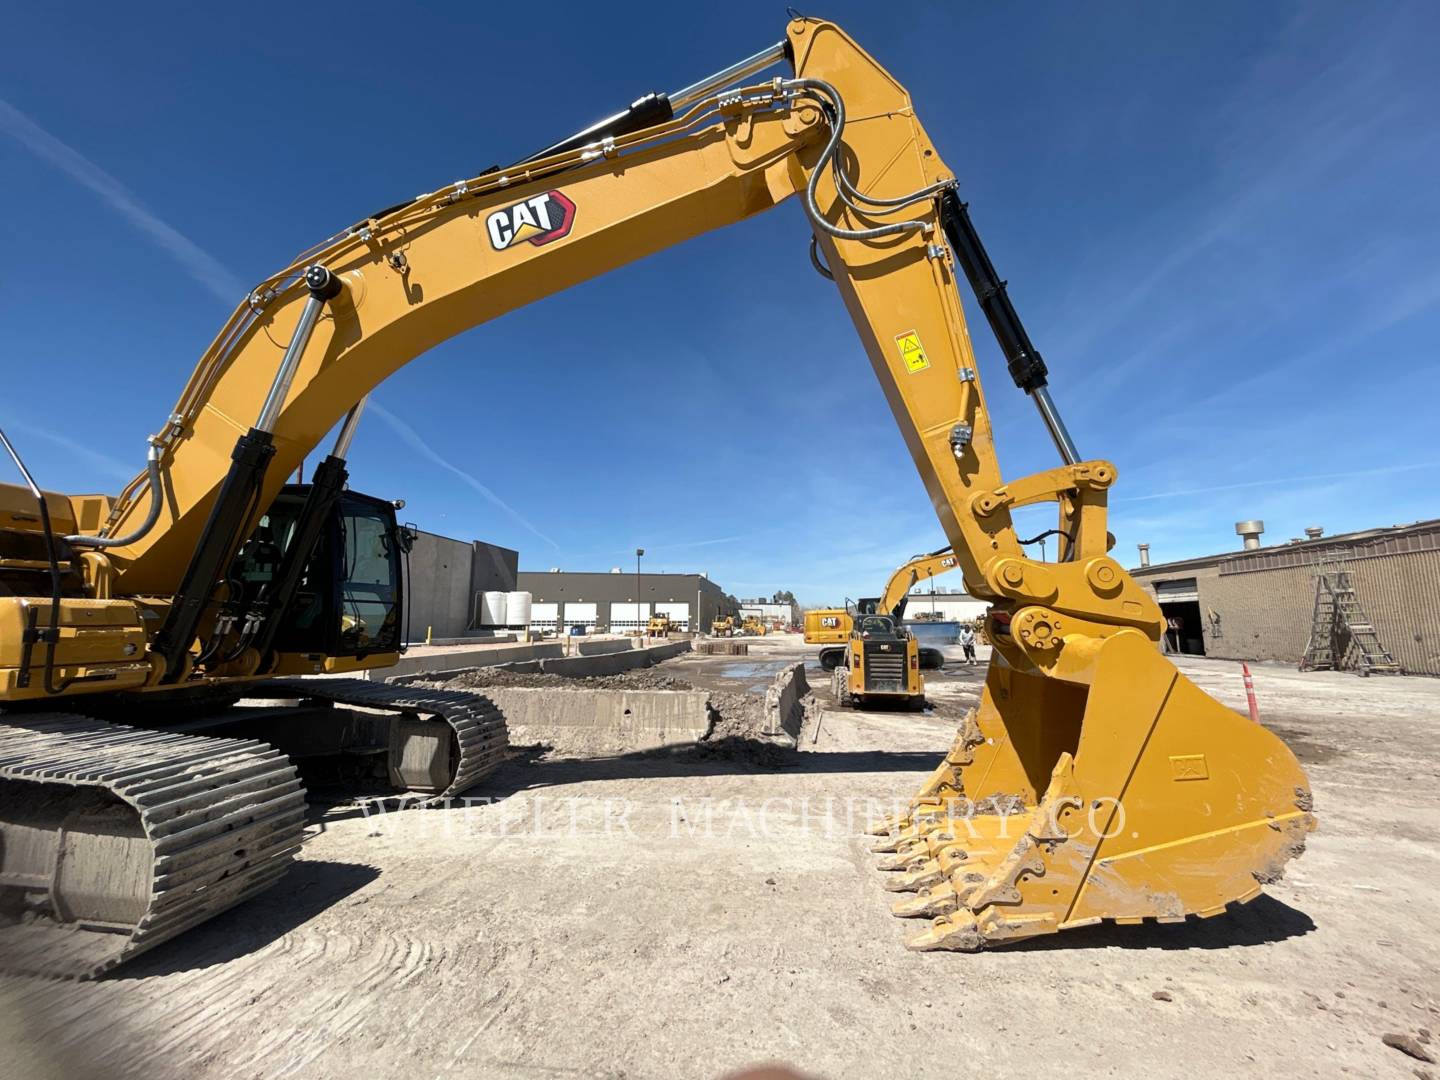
[305,265,343,301]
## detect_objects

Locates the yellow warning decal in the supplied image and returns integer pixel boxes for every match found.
[895,330,930,373]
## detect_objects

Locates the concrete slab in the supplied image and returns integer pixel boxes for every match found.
[377,642,564,679]
[486,687,712,755]
[574,639,635,656]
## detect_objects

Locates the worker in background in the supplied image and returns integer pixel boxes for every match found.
[959,623,977,665]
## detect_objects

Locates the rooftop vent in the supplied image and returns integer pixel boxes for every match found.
[1304,526,1324,540]
[1235,520,1265,551]
[610,567,622,574]
[1137,542,1151,568]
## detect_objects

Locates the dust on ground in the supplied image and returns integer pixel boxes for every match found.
[2,636,1436,1079]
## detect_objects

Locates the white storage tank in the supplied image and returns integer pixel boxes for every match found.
[479,591,508,628]
[505,591,532,628]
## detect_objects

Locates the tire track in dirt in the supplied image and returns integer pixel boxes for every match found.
[0,923,490,1079]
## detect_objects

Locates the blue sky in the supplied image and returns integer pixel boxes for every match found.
[3,1,1436,605]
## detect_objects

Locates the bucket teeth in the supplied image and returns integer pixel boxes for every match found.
[868,631,1318,953]
[875,852,910,872]
[906,912,986,952]
[868,805,941,844]
[873,832,939,863]
[875,850,925,872]
[880,859,946,892]
[866,815,905,837]
[890,882,961,919]
[871,812,956,853]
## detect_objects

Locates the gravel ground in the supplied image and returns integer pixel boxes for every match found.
[1,636,1436,1079]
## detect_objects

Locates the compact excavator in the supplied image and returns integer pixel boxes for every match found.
[806,546,959,670]
[0,17,1314,975]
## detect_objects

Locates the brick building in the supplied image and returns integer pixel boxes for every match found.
[1129,519,1440,675]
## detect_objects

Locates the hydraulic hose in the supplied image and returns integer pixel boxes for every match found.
[808,236,834,279]
[65,442,164,548]
[787,77,952,242]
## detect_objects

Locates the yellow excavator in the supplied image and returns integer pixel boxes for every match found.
[807,546,958,671]
[0,17,1313,974]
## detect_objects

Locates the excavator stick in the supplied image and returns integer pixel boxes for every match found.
[872,632,1315,949]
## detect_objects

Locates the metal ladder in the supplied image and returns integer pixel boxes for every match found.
[1300,551,1402,675]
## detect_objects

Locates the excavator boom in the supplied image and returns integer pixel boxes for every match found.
[0,17,1312,969]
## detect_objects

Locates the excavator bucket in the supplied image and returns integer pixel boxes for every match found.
[871,631,1314,949]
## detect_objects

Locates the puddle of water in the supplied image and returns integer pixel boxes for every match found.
[716,661,785,678]
[715,660,790,692]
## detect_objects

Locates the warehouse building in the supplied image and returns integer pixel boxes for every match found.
[901,588,989,623]
[518,570,736,634]
[738,598,801,629]
[1129,518,1440,675]
[405,532,518,641]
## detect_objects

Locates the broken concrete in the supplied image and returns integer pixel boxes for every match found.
[450,654,815,759]
[762,661,812,741]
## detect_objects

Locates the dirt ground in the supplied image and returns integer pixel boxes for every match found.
[2,636,1437,1079]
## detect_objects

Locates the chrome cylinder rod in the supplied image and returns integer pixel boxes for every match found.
[668,41,787,110]
[255,266,342,435]
[1031,385,1081,465]
[331,396,368,458]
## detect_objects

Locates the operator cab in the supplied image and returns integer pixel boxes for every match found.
[857,614,902,639]
[232,486,411,660]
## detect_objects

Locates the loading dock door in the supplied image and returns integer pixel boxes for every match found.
[609,603,651,633]
[564,602,597,630]
[1154,579,1200,604]
[530,602,558,631]
[655,602,691,630]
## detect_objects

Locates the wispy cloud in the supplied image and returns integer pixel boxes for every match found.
[0,417,136,483]
[368,401,560,549]
[1117,461,1440,504]
[1051,6,1438,419]
[0,97,245,303]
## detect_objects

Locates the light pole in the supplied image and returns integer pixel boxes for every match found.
[635,547,644,635]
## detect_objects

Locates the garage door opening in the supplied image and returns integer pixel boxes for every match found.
[1161,600,1206,655]
[1154,577,1205,656]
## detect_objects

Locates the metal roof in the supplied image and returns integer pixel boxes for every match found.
[1130,518,1440,577]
